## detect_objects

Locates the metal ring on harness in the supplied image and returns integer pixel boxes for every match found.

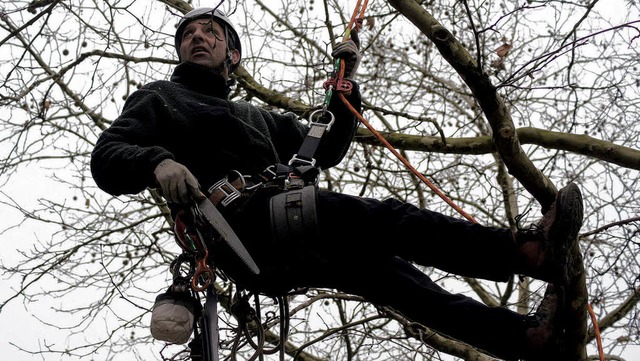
[308,108,335,132]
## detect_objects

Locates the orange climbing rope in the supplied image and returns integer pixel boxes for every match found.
[333,2,606,360]
[338,93,476,224]
[336,0,476,223]
[588,304,605,361]
[343,0,369,41]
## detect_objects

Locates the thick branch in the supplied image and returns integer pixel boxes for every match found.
[386,0,557,210]
[355,127,640,171]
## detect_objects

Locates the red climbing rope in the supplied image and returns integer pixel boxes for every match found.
[335,0,476,222]
[334,4,606,359]
[338,92,476,223]
[587,304,605,361]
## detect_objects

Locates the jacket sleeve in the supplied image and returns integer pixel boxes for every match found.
[91,88,173,196]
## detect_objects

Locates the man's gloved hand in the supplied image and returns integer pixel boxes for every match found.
[154,159,206,205]
[331,30,361,78]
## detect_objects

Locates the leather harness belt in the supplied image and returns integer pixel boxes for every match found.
[207,173,262,207]
[207,165,293,207]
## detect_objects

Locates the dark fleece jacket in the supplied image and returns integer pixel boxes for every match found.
[91,62,361,197]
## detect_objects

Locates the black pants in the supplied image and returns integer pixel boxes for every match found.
[219,189,529,360]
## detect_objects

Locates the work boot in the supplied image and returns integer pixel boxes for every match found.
[514,183,584,285]
[522,284,566,361]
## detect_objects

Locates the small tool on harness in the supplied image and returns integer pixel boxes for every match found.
[150,254,202,345]
[200,286,221,361]
[174,209,217,291]
[171,214,223,360]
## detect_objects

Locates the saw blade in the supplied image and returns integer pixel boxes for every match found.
[196,198,260,275]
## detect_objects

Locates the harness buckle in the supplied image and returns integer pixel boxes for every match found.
[288,154,316,167]
[207,170,245,207]
[259,164,290,182]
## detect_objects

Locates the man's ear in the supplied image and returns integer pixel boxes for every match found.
[230,49,240,66]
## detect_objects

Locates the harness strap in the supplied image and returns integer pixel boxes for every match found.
[207,173,246,207]
[202,287,220,361]
[289,109,335,170]
[205,171,263,208]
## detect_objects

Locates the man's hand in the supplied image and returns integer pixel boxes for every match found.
[154,159,206,205]
[331,30,361,78]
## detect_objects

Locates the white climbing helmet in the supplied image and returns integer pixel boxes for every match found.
[175,7,242,72]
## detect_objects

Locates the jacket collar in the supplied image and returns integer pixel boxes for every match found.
[171,62,231,98]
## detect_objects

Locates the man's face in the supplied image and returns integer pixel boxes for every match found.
[179,19,238,72]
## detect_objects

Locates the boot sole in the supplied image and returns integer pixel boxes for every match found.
[547,183,584,285]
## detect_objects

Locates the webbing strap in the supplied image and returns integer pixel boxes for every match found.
[288,109,335,168]
[203,287,219,361]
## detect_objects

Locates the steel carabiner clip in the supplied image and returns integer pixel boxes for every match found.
[192,248,215,292]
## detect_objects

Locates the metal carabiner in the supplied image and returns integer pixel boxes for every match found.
[192,248,215,292]
[308,108,335,132]
[169,253,196,293]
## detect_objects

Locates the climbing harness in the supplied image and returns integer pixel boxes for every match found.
[266,109,334,244]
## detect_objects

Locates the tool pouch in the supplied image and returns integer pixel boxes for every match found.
[269,185,319,244]
[150,288,201,344]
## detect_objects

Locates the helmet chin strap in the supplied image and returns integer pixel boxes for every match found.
[222,26,237,85]
[225,54,237,86]
[209,48,235,86]
[224,51,233,70]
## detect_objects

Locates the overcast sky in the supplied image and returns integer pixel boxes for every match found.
[1,0,639,360]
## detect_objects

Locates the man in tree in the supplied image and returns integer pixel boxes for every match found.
[90,7,584,360]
